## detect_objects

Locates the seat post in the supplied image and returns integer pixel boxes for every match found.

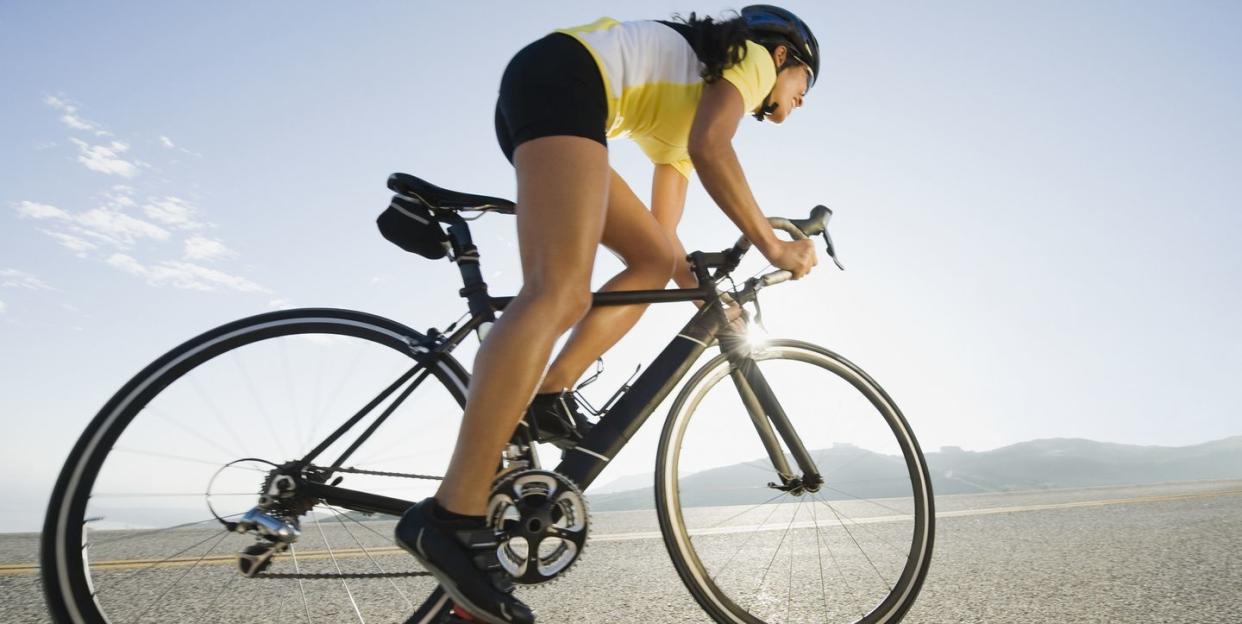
[442,214,497,330]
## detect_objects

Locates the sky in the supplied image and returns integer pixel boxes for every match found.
[1,1,1240,532]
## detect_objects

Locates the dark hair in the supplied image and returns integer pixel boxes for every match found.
[671,12,751,85]
[672,11,802,121]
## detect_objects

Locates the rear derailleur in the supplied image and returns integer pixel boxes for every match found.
[228,463,325,577]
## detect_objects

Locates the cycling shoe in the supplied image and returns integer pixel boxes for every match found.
[527,391,593,450]
[395,498,535,624]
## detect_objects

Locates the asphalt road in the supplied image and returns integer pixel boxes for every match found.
[4,480,1239,623]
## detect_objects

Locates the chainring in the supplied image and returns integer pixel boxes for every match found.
[486,469,589,585]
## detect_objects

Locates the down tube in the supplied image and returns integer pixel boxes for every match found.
[555,324,715,489]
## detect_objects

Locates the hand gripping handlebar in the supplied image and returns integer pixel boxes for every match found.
[732,205,845,288]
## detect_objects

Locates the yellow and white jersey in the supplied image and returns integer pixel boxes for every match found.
[556,17,777,179]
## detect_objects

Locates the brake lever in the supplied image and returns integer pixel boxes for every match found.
[821,230,844,270]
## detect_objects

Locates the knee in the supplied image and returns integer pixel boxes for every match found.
[627,236,679,286]
[519,281,593,332]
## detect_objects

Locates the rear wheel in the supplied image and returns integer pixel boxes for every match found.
[41,308,467,623]
[656,339,934,624]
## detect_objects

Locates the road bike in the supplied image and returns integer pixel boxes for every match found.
[42,173,934,624]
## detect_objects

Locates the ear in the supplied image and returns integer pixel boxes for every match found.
[771,44,788,67]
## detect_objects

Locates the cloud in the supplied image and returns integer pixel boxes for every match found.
[15,201,71,221]
[69,138,138,178]
[16,195,173,249]
[183,235,235,261]
[104,186,138,209]
[0,269,54,290]
[40,230,98,256]
[44,95,104,133]
[105,253,146,275]
[268,298,293,309]
[106,254,269,293]
[76,207,170,245]
[0,299,6,314]
[26,95,267,301]
[143,196,205,229]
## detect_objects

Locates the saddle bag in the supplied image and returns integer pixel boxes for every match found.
[376,193,449,259]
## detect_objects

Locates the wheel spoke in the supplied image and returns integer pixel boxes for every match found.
[193,564,240,623]
[708,498,787,584]
[815,495,891,591]
[785,500,795,623]
[315,339,372,449]
[809,501,831,621]
[706,490,788,531]
[110,446,264,470]
[812,493,910,557]
[231,349,291,460]
[289,544,314,624]
[749,499,801,613]
[51,316,467,623]
[146,404,247,461]
[92,526,236,595]
[187,373,256,459]
[811,500,865,619]
[820,483,913,516]
[323,504,415,610]
[129,530,231,623]
[310,511,366,623]
[92,492,254,498]
[89,511,247,547]
[662,340,933,623]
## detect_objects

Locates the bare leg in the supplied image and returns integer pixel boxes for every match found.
[538,169,678,393]
[435,136,609,516]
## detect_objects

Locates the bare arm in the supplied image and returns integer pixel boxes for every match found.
[689,80,816,278]
[649,163,697,289]
[688,80,781,256]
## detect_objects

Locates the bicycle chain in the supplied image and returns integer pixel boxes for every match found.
[255,570,432,580]
[329,466,443,481]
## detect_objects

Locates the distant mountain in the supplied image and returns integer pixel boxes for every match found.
[587,436,1242,512]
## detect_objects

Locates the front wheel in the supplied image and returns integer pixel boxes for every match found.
[41,308,468,624]
[656,339,934,624]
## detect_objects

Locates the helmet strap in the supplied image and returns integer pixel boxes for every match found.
[753,97,779,122]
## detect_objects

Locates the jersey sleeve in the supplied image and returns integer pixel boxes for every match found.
[633,136,696,180]
[720,41,778,115]
[668,158,695,179]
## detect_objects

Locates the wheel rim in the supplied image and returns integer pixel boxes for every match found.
[45,310,467,624]
[658,340,933,624]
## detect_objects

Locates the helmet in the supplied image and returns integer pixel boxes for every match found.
[741,5,820,88]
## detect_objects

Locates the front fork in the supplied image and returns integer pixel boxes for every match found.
[719,332,824,494]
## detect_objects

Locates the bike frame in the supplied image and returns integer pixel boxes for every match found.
[295,211,824,517]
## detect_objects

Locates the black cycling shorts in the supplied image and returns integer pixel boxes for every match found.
[494,33,608,163]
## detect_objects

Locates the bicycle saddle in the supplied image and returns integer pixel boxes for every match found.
[387,173,516,214]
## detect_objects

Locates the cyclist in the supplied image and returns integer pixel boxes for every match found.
[396,6,820,622]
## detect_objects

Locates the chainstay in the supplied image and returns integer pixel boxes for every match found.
[248,467,438,579]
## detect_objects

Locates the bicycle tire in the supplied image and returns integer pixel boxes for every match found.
[655,339,934,624]
[41,307,467,624]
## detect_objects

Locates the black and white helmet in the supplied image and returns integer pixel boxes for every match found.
[742,4,820,88]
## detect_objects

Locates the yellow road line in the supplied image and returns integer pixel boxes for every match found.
[5,487,1239,577]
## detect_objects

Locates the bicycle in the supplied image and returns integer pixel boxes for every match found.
[42,172,934,624]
